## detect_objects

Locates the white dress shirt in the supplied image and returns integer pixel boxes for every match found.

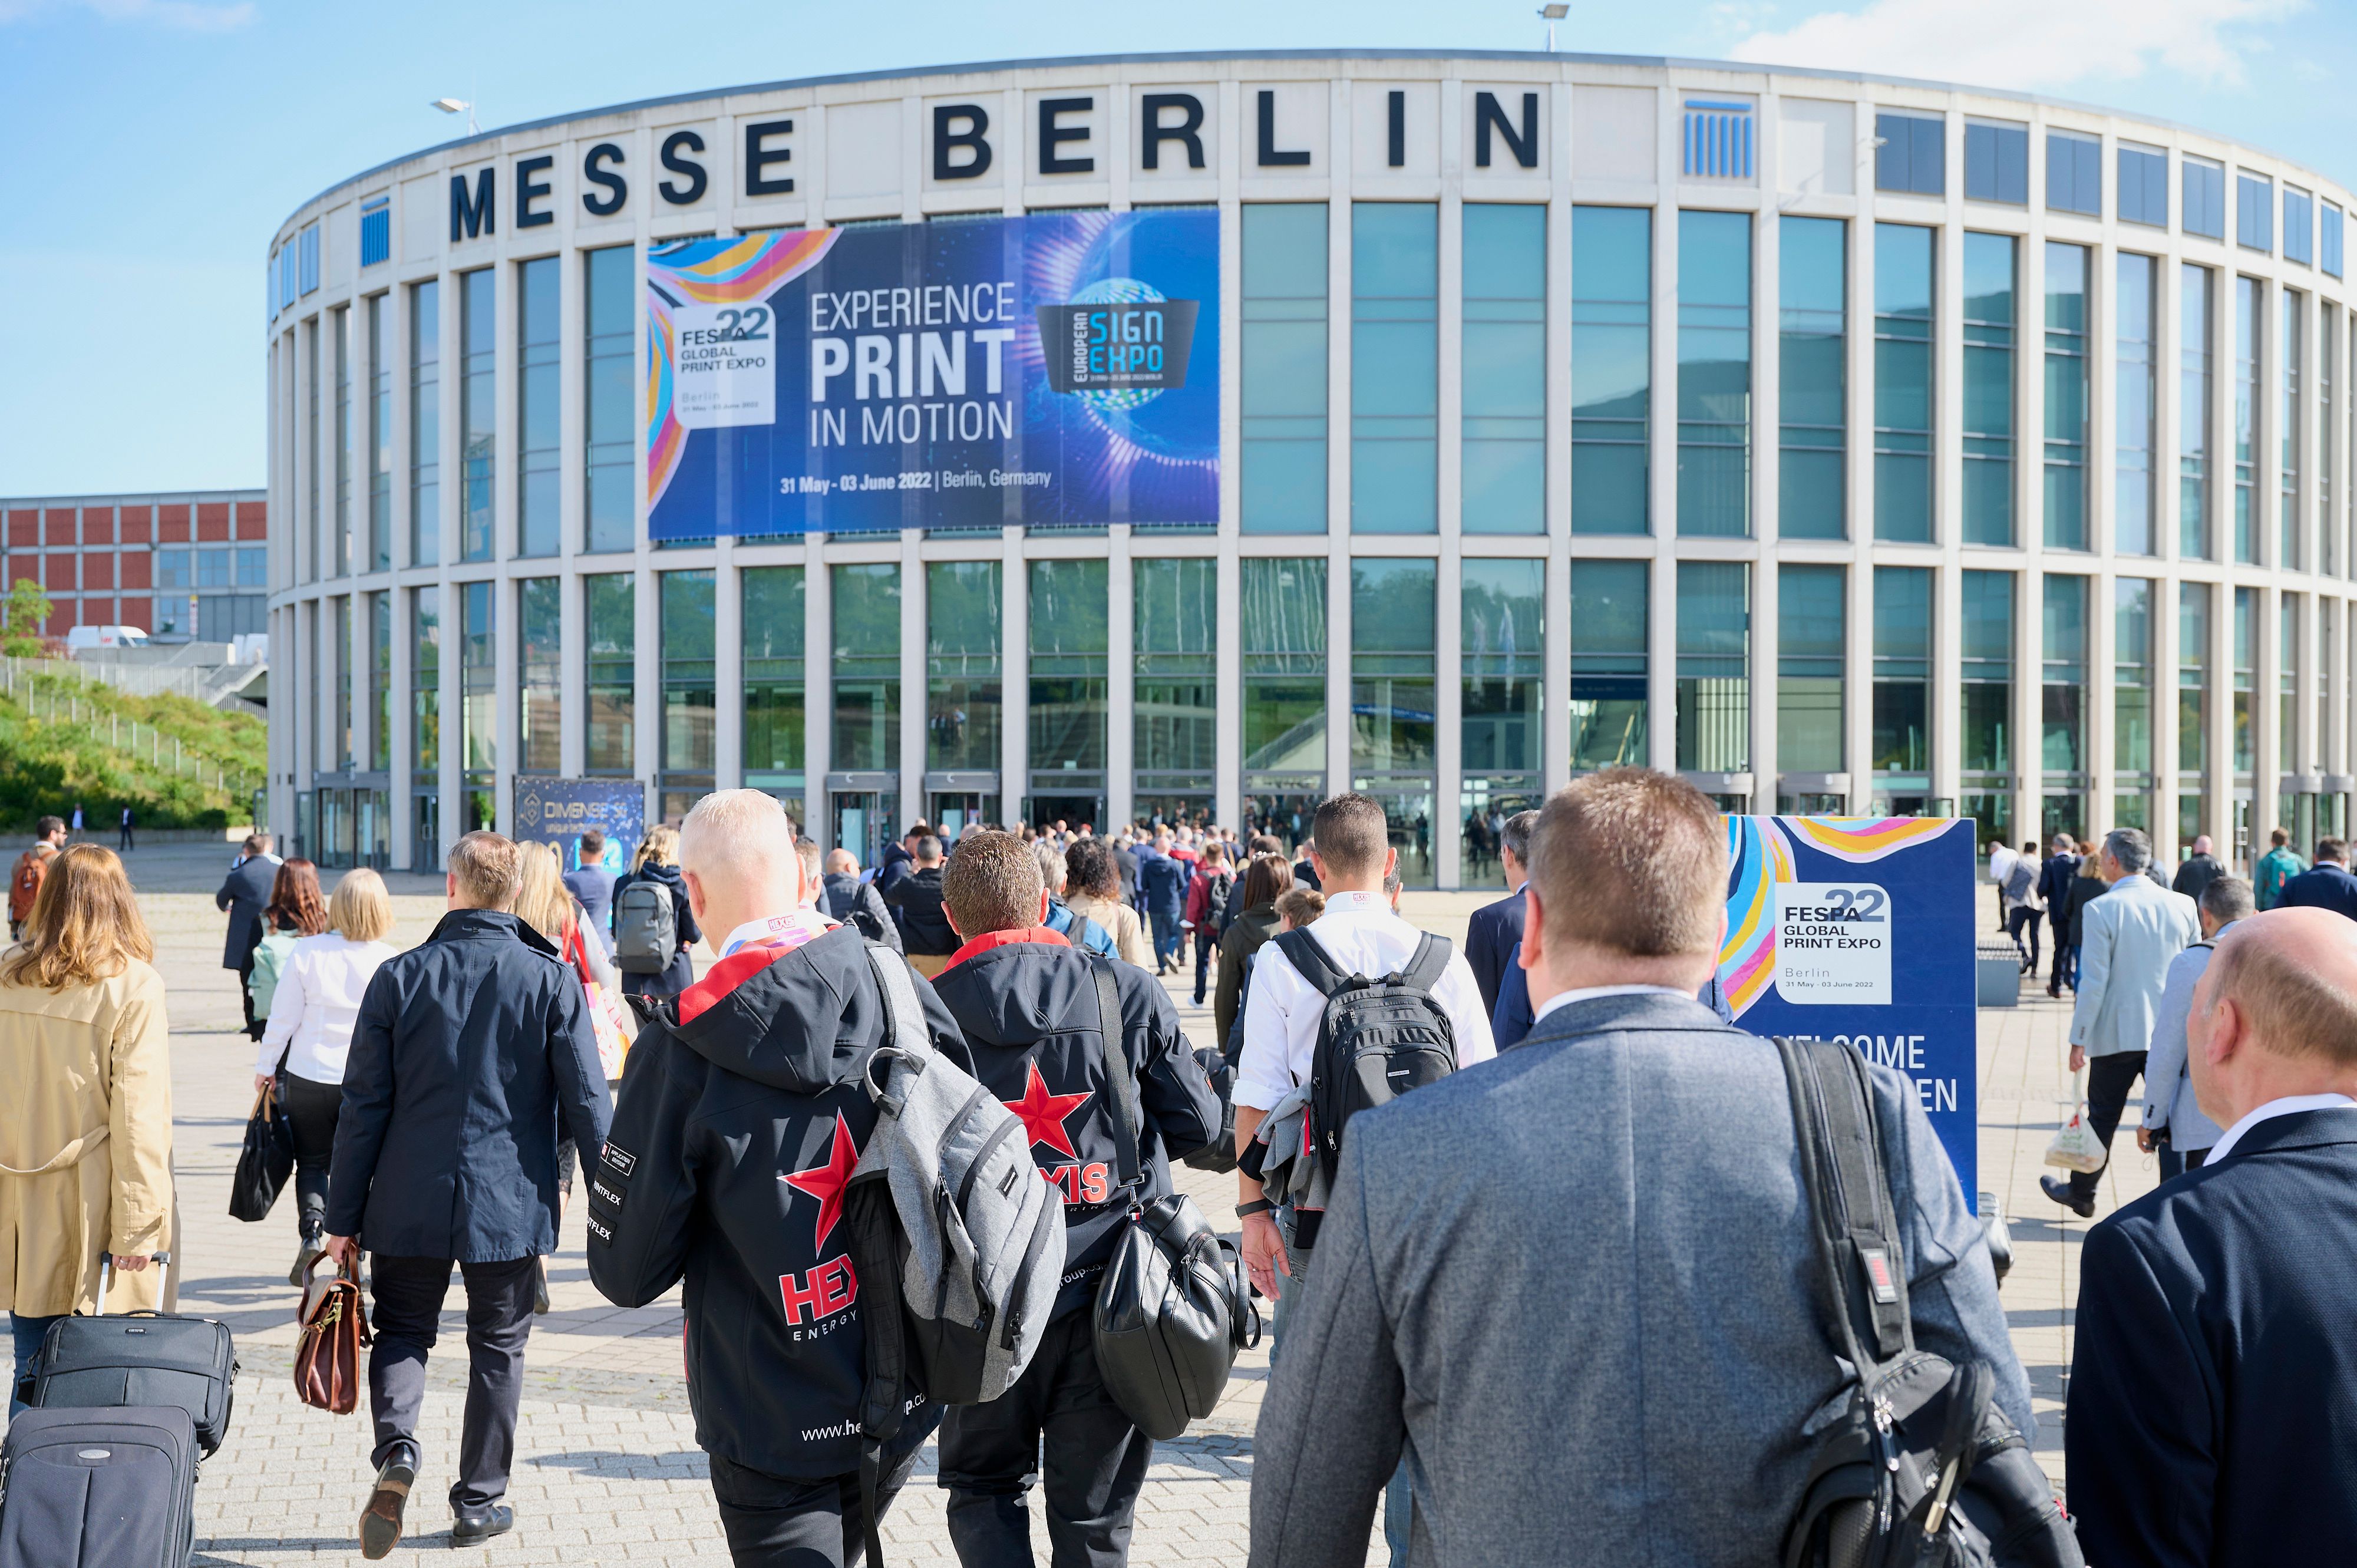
[256,933,395,1084]
[1233,891,1497,1112]
[2204,1093,2357,1163]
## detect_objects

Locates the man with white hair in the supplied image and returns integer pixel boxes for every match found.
[587,790,972,1564]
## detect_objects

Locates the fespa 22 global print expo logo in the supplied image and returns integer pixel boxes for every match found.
[645,210,1217,538]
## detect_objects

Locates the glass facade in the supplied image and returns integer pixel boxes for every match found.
[459,579,493,829]
[1570,559,1648,769]
[1779,216,1846,540]
[2180,582,2211,778]
[1572,207,1650,534]
[1241,204,1328,534]
[1351,557,1437,884]
[2234,587,2256,775]
[518,576,560,773]
[2236,275,2262,563]
[2183,265,2213,559]
[1675,561,1748,774]
[411,586,439,777]
[1241,556,1327,781]
[1134,557,1217,808]
[1962,233,2016,546]
[2045,242,2090,550]
[1677,210,1752,538]
[1351,203,1438,534]
[1461,205,1546,534]
[1873,567,1932,790]
[1029,560,1109,793]
[458,269,494,563]
[2117,253,2158,554]
[2042,575,2088,778]
[1961,570,2013,777]
[584,573,633,774]
[368,589,391,773]
[661,570,716,783]
[926,560,1002,771]
[2117,577,2154,783]
[517,257,560,559]
[833,564,900,771]
[1461,557,1543,865]
[585,247,635,554]
[1777,565,1844,773]
[408,279,438,568]
[1875,224,1935,542]
[2284,290,2304,570]
[743,566,806,799]
[367,296,390,572]
[332,596,351,770]
[332,308,351,577]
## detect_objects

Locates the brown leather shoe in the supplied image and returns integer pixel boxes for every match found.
[359,1442,418,1560]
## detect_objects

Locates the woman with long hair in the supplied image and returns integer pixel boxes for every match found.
[245,857,328,1042]
[254,867,395,1284]
[1214,853,1295,1054]
[0,845,172,1412]
[610,824,699,998]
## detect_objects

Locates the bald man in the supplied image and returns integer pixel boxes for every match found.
[2067,907,2357,1568]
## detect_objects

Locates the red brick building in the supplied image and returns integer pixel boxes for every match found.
[2,489,267,641]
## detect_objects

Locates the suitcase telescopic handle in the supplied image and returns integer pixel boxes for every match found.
[93,1249,172,1316]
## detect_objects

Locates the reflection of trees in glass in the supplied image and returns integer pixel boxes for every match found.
[661,570,715,774]
[1351,559,1434,771]
[833,564,899,773]
[1029,560,1107,772]
[1135,558,1216,779]
[743,566,804,779]
[927,561,1001,770]
[1678,210,1752,538]
[1874,566,1932,775]
[1243,559,1327,773]
[1572,559,1648,769]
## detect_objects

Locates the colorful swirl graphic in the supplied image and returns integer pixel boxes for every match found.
[1780,815,1965,863]
[644,231,840,510]
[1718,816,1796,1019]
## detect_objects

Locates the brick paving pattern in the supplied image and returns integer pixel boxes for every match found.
[24,846,2146,1563]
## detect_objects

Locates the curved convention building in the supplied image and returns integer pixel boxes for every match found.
[265,49,2357,888]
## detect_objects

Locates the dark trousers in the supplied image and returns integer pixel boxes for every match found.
[2068,1051,2148,1201]
[118,825,132,851]
[2156,1144,2211,1181]
[367,1255,536,1511]
[2006,907,2042,970]
[1191,928,1217,1003]
[939,1310,1151,1568]
[236,953,262,1041]
[1148,910,1183,969]
[2048,934,2072,990]
[709,1447,917,1568]
[279,1072,343,1239]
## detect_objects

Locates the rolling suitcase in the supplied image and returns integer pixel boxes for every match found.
[30,1253,237,1458]
[0,1406,199,1568]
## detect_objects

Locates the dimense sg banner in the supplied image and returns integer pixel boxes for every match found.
[646,209,1219,538]
[1716,816,1981,1206]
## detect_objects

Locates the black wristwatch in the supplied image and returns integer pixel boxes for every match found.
[1235,1199,1274,1219]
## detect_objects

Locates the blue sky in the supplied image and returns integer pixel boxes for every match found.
[1,0,2348,496]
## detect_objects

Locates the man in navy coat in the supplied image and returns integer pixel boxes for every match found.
[1462,809,1536,1021]
[2275,836,2357,921]
[2067,905,2357,1567]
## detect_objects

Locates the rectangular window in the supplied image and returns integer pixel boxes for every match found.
[1874,112,1945,196]
[2184,156,2226,240]
[408,279,440,568]
[1779,216,1846,540]
[1963,118,2028,204]
[2285,186,2315,266]
[332,596,352,770]
[2042,575,2088,778]
[2044,242,2090,550]
[360,197,389,267]
[1241,204,1329,535]
[1962,233,2016,546]
[1241,557,1328,779]
[1134,557,1217,788]
[459,269,495,562]
[2117,578,2154,777]
[1461,204,1546,535]
[2233,586,2256,774]
[2236,276,2262,563]
[367,295,390,572]
[833,564,900,771]
[2238,173,2275,253]
[1682,100,1755,179]
[1570,560,1648,769]
[1777,564,1844,773]
[2325,305,2338,577]
[1462,559,1544,774]
[332,306,351,577]
[368,589,391,772]
[2117,253,2158,555]
[585,573,634,774]
[516,256,559,558]
[2283,289,2303,570]
[2180,583,2210,777]
[518,576,560,773]
[156,549,189,590]
[2182,264,2214,559]
[661,570,716,777]
[1349,558,1437,773]
[1960,570,2013,773]
[1675,561,1749,774]
[411,586,440,777]
[1876,223,1935,542]
[1873,566,1932,776]
[2325,202,2346,279]
[742,566,806,790]
[460,579,493,778]
[1678,210,1752,539]
[585,247,635,554]
[1352,202,1438,534]
[305,319,319,582]
[1572,207,1652,535]
[927,561,1002,771]
[237,546,268,587]
[197,548,231,589]
[2045,130,2101,215]
[2118,142,2168,227]
[1029,559,1110,784]
[2280,595,2299,774]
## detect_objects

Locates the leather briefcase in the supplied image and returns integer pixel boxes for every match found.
[292,1256,369,1415]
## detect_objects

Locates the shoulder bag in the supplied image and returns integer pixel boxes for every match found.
[292,1255,369,1415]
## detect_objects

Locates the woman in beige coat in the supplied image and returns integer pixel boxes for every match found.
[1061,837,1155,970]
[2,843,171,1412]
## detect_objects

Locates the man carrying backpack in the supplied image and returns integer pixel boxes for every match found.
[820,847,902,953]
[1182,843,1234,1006]
[8,817,65,940]
[926,830,1219,1568]
[586,790,973,1566]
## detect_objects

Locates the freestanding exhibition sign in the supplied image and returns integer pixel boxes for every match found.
[1718,816,1980,1206]
[510,779,644,873]
[645,209,1219,539]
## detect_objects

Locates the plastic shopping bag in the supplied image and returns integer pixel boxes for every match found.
[2044,1070,2108,1173]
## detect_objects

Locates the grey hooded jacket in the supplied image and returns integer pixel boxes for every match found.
[1248,991,2028,1568]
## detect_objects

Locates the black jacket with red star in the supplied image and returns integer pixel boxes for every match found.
[927,927,1222,1318]
[585,923,973,1481]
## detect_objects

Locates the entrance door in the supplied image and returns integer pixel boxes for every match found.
[411,791,440,874]
[833,791,886,873]
[1026,792,1103,836]
[929,793,990,842]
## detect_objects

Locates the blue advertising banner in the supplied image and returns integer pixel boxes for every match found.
[510,780,644,873]
[645,210,1219,538]
[1718,816,1980,1205]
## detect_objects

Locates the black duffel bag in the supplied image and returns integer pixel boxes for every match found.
[227,1074,294,1223]
[1774,1036,2081,1568]
[1082,960,1257,1438]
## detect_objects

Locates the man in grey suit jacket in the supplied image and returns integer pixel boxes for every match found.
[2138,875,2250,1178]
[2047,827,2200,1217]
[1249,768,2029,1568]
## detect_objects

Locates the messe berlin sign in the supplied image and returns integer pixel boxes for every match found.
[1718,816,1980,1206]
[645,210,1219,539]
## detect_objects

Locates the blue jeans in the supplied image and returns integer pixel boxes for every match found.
[1384,1461,1414,1563]
[11,1312,62,1415]
[1149,910,1183,967]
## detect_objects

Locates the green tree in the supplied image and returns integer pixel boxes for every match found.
[5,577,52,635]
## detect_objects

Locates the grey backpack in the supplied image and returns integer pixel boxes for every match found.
[612,878,676,973]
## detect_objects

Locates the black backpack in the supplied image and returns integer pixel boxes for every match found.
[1272,927,1458,1186]
[1774,1036,2082,1568]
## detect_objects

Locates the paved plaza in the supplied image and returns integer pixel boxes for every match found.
[89,843,2133,1565]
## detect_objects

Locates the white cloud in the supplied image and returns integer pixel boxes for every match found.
[0,0,256,30]
[1727,0,2303,93]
